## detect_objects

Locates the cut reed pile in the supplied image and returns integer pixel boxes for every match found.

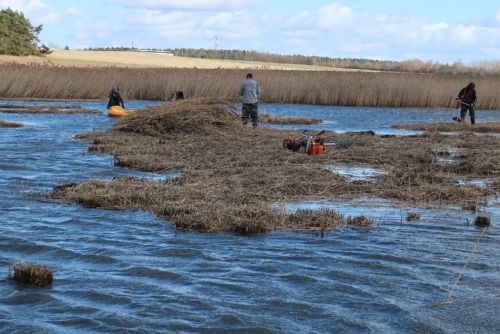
[392,121,500,133]
[260,113,322,125]
[0,120,23,127]
[53,98,500,233]
[0,103,101,114]
[2,63,500,108]
[9,262,53,286]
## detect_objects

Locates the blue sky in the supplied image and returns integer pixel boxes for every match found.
[1,0,500,63]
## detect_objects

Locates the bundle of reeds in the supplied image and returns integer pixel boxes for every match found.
[9,262,53,286]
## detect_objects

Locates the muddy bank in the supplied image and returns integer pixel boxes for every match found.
[52,98,499,233]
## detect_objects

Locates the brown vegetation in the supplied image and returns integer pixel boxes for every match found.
[0,103,101,114]
[474,216,491,228]
[0,119,23,127]
[9,262,53,286]
[392,121,500,133]
[260,113,322,125]
[2,63,500,108]
[51,98,500,234]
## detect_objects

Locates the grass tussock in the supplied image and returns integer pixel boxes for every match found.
[260,113,322,125]
[0,103,101,114]
[393,122,500,133]
[346,215,373,228]
[9,262,53,286]
[474,216,491,228]
[406,212,420,222]
[52,98,500,233]
[0,119,23,127]
[2,63,500,108]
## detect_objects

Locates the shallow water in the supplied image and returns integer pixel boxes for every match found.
[1,101,499,333]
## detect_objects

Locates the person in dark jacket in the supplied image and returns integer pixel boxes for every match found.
[455,82,477,124]
[107,85,125,109]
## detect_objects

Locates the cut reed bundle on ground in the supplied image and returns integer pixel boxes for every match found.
[52,98,500,233]
[9,262,53,286]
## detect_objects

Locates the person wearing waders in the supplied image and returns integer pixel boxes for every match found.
[107,85,125,109]
[239,73,261,128]
[455,82,477,124]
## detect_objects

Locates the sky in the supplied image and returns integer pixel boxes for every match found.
[1,0,500,64]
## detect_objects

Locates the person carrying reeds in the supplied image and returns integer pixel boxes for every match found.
[455,82,477,124]
[107,85,125,109]
[239,73,261,128]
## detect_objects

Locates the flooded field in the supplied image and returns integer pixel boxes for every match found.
[1,101,499,333]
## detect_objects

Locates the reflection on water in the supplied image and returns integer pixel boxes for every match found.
[0,101,499,333]
[327,165,386,182]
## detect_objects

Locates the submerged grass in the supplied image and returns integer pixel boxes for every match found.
[52,98,500,233]
[0,120,23,127]
[0,103,101,114]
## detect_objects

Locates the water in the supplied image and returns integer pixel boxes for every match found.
[1,101,499,333]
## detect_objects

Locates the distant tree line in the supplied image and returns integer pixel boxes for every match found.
[0,8,50,56]
[80,46,500,75]
[171,48,490,74]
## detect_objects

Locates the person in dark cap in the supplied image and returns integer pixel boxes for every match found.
[107,85,125,109]
[455,82,477,124]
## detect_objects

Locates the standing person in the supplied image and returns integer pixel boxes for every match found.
[239,73,261,128]
[107,85,125,109]
[455,82,477,124]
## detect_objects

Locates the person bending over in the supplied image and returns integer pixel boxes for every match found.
[455,82,477,124]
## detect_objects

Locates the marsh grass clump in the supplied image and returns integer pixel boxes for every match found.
[474,216,491,228]
[0,120,23,127]
[285,208,344,231]
[462,201,478,211]
[406,212,420,222]
[9,262,53,286]
[259,113,323,125]
[346,215,373,228]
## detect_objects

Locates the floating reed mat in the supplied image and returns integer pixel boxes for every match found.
[392,121,500,133]
[9,262,53,286]
[0,103,101,114]
[52,98,500,234]
[259,113,322,125]
[0,120,23,127]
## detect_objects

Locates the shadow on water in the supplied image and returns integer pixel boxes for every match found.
[0,101,499,333]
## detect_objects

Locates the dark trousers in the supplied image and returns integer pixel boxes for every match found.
[242,103,258,127]
[460,105,475,125]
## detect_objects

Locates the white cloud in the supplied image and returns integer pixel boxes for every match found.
[104,0,256,11]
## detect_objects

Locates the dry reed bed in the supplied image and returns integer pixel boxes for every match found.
[2,63,500,108]
[392,121,500,133]
[0,103,101,114]
[52,98,500,233]
[0,120,23,127]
